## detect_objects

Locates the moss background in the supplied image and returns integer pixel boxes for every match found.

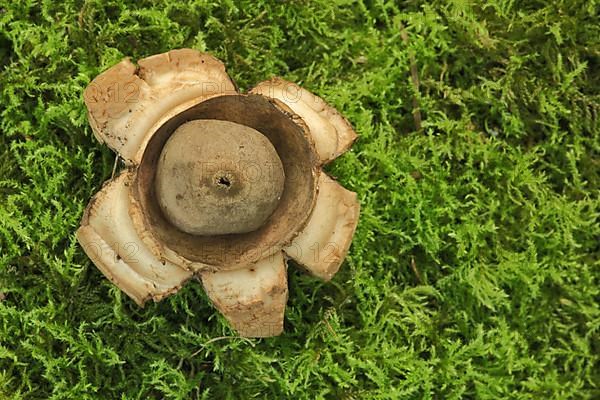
[1,0,599,398]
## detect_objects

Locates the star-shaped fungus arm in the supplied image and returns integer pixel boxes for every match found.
[77,172,193,305]
[283,172,360,280]
[250,78,357,164]
[83,49,236,165]
[200,252,288,337]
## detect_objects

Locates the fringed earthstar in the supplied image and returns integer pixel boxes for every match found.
[78,49,360,337]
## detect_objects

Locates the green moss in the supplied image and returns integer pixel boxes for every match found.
[0,0,598,398]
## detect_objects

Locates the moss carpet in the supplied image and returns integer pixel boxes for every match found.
[0,1,598,398]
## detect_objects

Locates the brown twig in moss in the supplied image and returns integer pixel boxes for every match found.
[410,256,422,284]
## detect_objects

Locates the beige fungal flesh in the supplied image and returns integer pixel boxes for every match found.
[283,172,360,280]
[79,49,359,337]
[77,172,193,305]
[83,49,236,164]
[200,252,288,337]
[250,78,358,164]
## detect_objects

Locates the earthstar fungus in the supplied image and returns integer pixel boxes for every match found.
[78,49,360,337]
